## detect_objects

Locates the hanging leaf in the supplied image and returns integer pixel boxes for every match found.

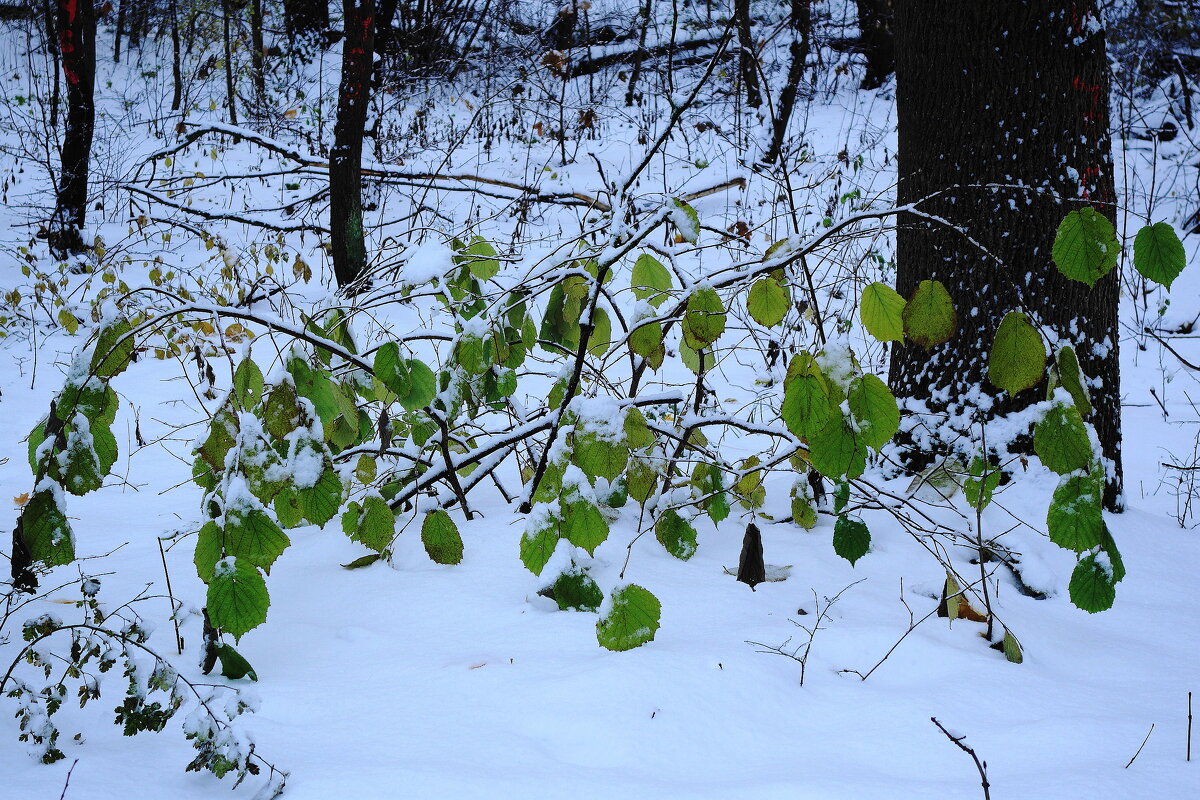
[964,456,1001,510]
[298,467,343,527]
[214,644,258,681]
[747,277,790,328]
[18,488,75,567]
[1068,553,1117,613]
[790,482,818,530]
[631,253,673,307]
[988,312,1046,395]
[847,374,899,449]
[571,432,628,481]
[561,499,609,556]
[206,559,270,640]
[832,515,870,566]
[902,279,956,349]
[808,417,867,479]
[1052,208,1119,286]
[90,317,135,379]
[421,509,464,565]
[655,508,698,560]
[1047,472,1103,553]
[1001,629,1024,664]
[859,282,907,343]
[596,585,662,651]
[350,495,395,553]
[460,236,500,281]
[263,381,303,440]
[520,520,559,576]
[223,506,291,573]
[736,521,766,588]
[682,287,726,349]
[1133,222,1186,289]
[233,357,264,408]
[1033,403,1093,475]
[671,198,700,243]
[1054,346,1091,416]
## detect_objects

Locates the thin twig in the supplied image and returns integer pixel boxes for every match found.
[1125,723,1155,768]
[930,717,991,800]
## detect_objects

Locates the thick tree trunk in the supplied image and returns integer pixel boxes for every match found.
[330,0,375,289]
[889,2,1122,508]
[51,0,96,257]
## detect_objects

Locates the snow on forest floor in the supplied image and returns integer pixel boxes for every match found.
[3,7,1200,799]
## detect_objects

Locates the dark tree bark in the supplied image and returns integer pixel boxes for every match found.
[734,0,761,108]
[765,0,813,164]
[50,0,96,257]
[170,0,182,110]
[220,0,238,125]
[284,0,330,41]
[330,0,375,289]
[855,0,893,89]
[889,2,1123,508]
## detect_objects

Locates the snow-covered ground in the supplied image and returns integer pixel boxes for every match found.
[2,6,1199,798]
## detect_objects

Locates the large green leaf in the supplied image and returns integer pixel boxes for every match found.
[421,509,464,565]
[206,559,270,640]
[298,466,343,527]
[631,253,673,307]
[460,235,500,281]
[233,357,264,409]
[747,277,790,328]
[596,585,661,651]
[561,499,608,555]
[847,374,899,449]
[902,279,956,350]
[1033,403,1093,475]
[520,519,559,576]
[263,381,304,440]
[1133,222,1185,289]
[682,288,726,349]
[1053,346,1091,415]
[1052,208,1119,286]
[90,317,134,379]
[349,495,395,553]
[808,417,867,479]
[833,515,870,566]
[1068,553,1116,613]
[551,568,603,612]
[654,508,698,560]
[19,488,75,567]
[571,431,628,481]
[62,422,104,495]
[781,362,835,440]
[224,506,291,573]
[988,312,1046,395]
[859,282,906,343]
[1047,472,1103,553]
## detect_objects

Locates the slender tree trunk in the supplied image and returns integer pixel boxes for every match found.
[221,0,238,125]
[170,0,182,111]
[734,0,761,108]
[889,2,1123,508]
[855,0,893,89]
[625,0,651,106]
[51,0,96,256]
[113,0,123,63]
[765,0,812,163]
[250,0,266,109]
[44,0,60,130]
[330,0,375,289]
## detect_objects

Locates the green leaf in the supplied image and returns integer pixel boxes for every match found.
[847,374,899,450]
[1099,524,1125,583]
[396,360,436,412]
[671,198,700,243]
[91,317,134,379]
[588,307,613,357]
[572,432,628,481]
[224,507,291,573]
[1054,346,1091,415]
[988,312,1046,395]
[287,354,338,424]
[833,479,851,513]
[596,585,661,651]
[456,335,486,375]
[62,422,103,495]
[215,644,258,681]
[790,481,817,529]
[833,515,870,566]
[623,408,655,450]
[1068,553,1116,613]
[341,553,382,569]
[631,254,673,307]
[374,342,410,397]
[629,320,665,365]
[808,417,867,479]
[1034,403,1093,475]
[263,381,303,440]
[1052,208,1119,286]
[682,288,726,349]
[561,499,609,555]
[551,567,603,612]
[902,280,956,349]
[194,521,223,582]
[859,282,906,343]
[691,462,729,524]
[626,459,658,505]
[273,485,304,529]
[654,508,698,560]
[1047,472,1103,553]
[734,456,766,510]
[1001,630,1024,664]
[1133,222,1186,289]
[351,495,395,553]
[206,559,269,640]
[964,456,1001,510]
[747,278,790,328]
[520,520,559,576]
[19,488,75,567]
[233,358,264,408]
[461,236,500,281]
[298,467,343,527]
[781,354,835,440]
[421,509,464,565]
